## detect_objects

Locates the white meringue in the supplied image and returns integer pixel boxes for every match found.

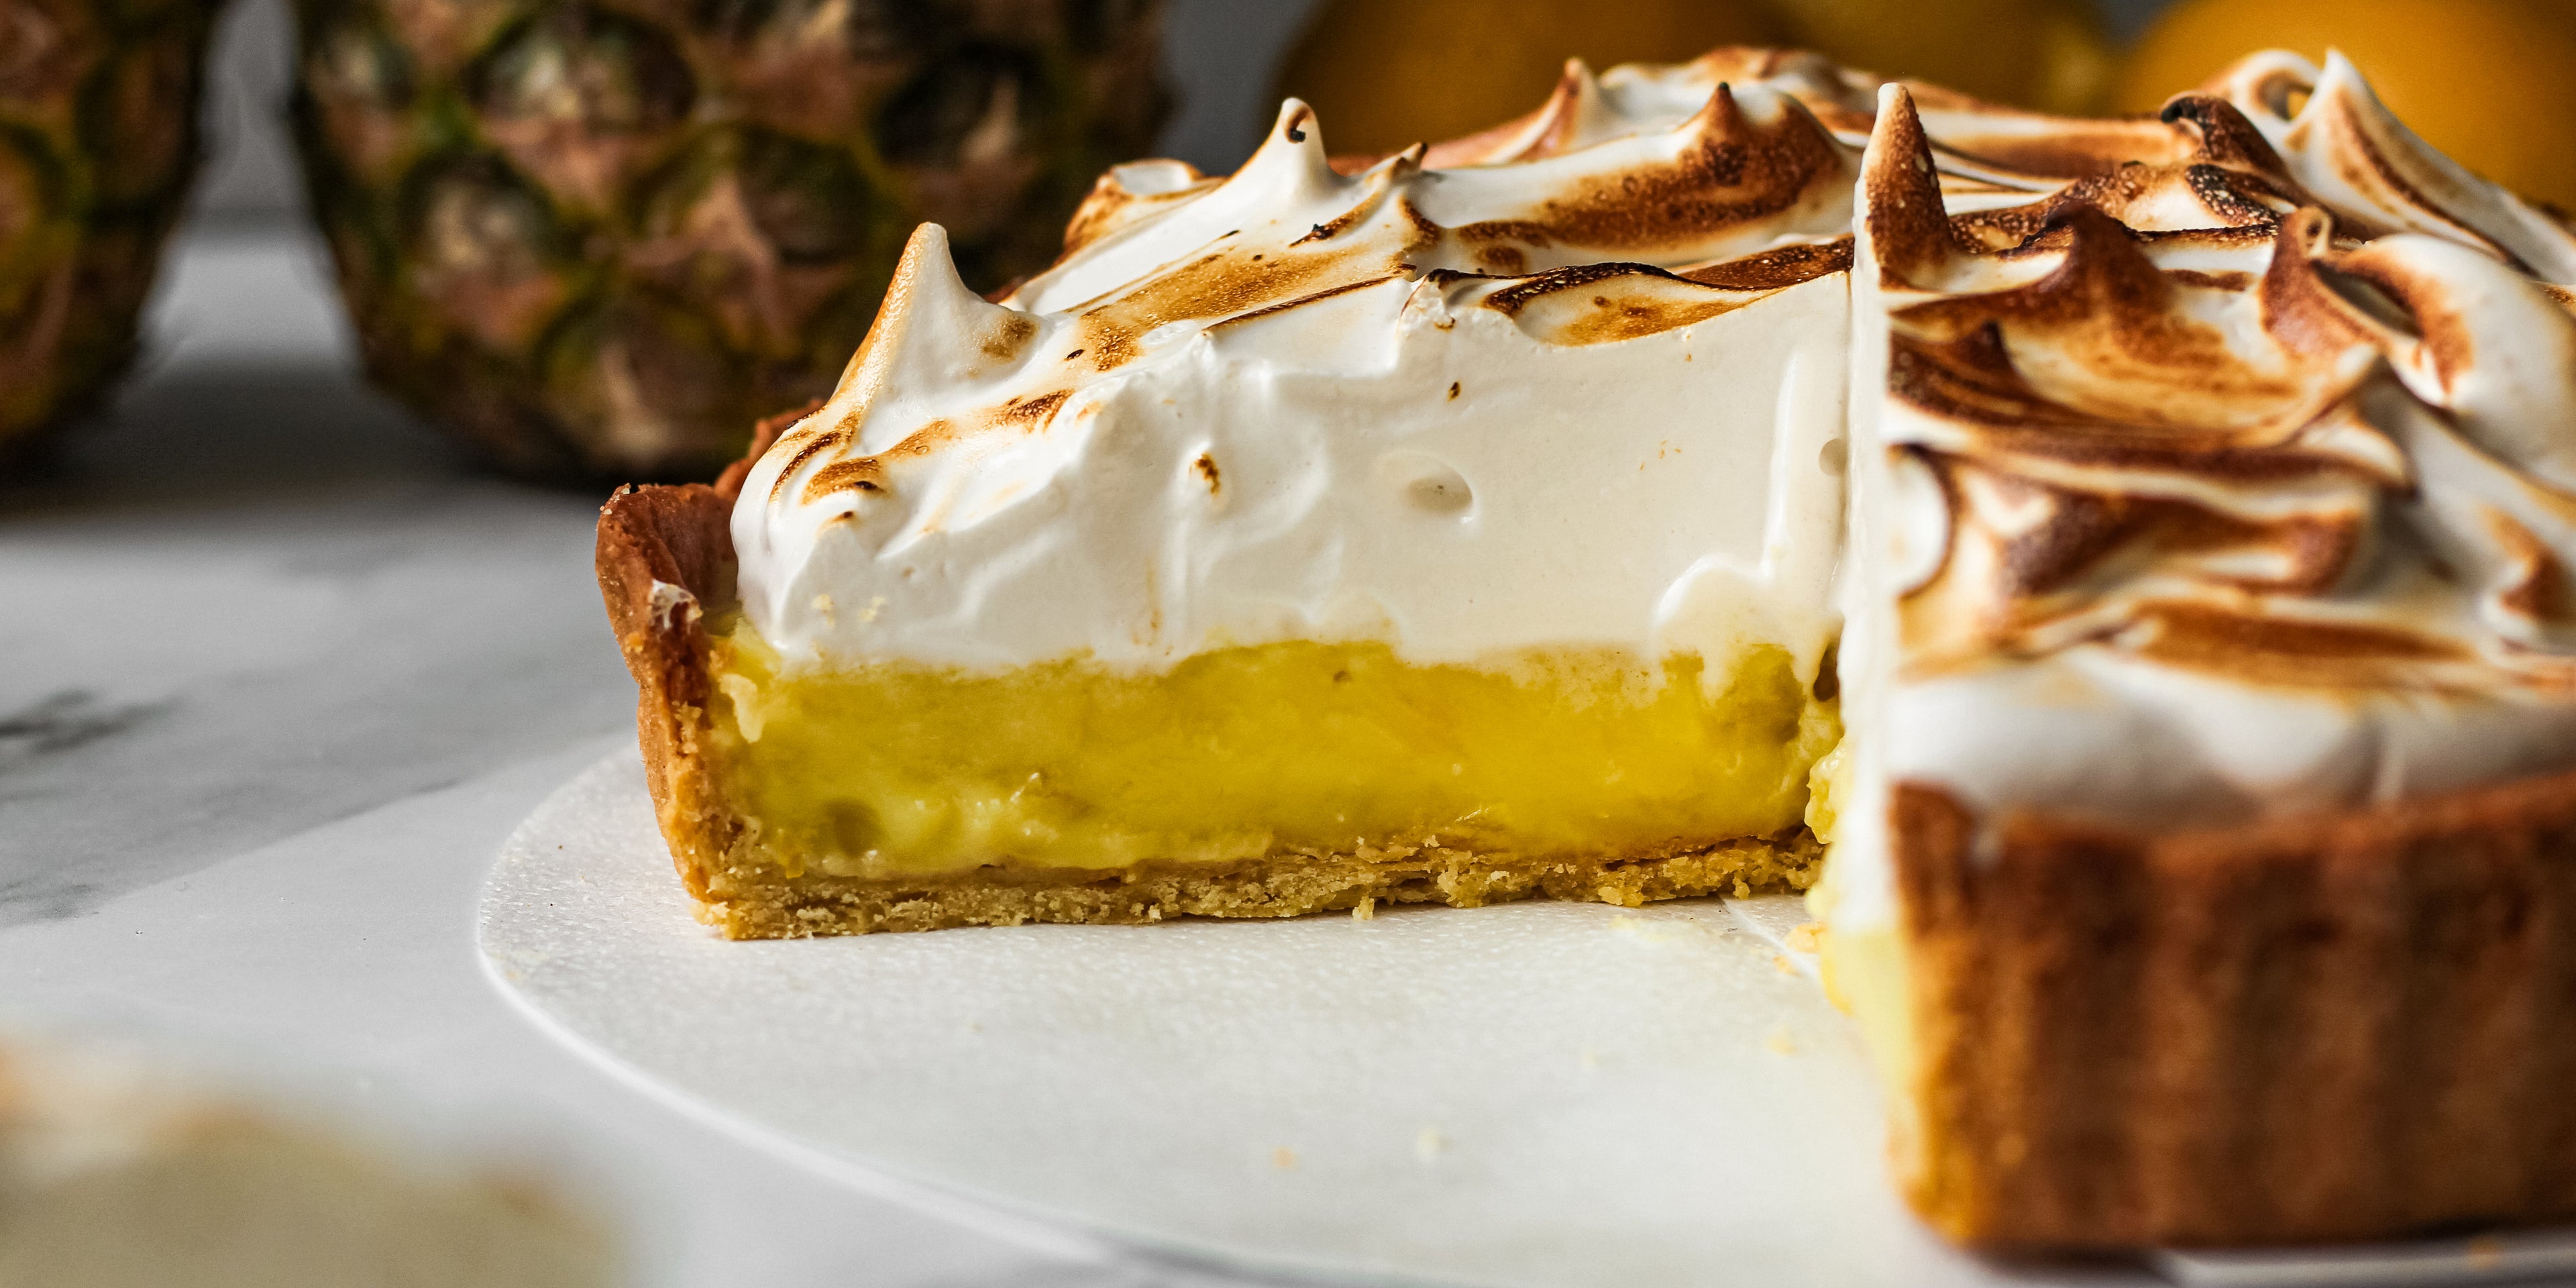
[732,80,1867,685]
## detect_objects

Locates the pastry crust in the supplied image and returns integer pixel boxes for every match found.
[596,480,739,918]
[1890,778,2576,1248]
[595,479,1822,939]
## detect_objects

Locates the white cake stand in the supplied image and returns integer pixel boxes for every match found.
[498,751,2531,1288]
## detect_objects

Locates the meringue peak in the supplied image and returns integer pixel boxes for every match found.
[832,224,1038,429]
[732,51,1874,676]
[2218,48,2576,281]
[1417,57,1612,168]
[1860,85,1958,288]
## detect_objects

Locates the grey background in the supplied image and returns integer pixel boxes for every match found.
[191,0,2177,225]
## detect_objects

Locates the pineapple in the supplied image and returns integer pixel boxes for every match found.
[0,0,220,466]
[290,0,1169,482]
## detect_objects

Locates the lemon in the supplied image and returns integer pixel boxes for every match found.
[2118,0,2576,210]
[1272,0,1786,157]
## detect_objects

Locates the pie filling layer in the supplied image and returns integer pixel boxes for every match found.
[706,619,1841,880]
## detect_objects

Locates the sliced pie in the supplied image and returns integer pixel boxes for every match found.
[601,60,1873,938]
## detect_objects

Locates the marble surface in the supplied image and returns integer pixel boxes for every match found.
[0,221,1318,1287]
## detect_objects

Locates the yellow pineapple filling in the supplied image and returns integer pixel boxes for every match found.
[706,619,1841,879]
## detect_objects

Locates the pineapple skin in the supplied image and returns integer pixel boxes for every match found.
[0,0,221,467]
[290,0,1169,484]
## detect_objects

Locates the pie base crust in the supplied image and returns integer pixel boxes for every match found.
[594,480,1819,940]
[1888,780,2576,1248]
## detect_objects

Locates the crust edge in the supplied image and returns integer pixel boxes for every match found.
[698,832,1824,939]
[1892,773,2576,1247]
[594,481,738,917]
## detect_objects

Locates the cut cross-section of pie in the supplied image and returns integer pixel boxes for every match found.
[598,39,2576,1252]
[599,65,1872,938]
[1826,59,2576,1248]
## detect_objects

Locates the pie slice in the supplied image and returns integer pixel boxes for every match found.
[598,48,2192,940]
[1825,58,2576,1246]
[600,64,1871,938]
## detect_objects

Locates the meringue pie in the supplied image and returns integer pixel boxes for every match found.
[603,66,1862,937]
[600,46,2576,1250]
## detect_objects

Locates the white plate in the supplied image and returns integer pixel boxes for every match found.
[474,751,2137,1287]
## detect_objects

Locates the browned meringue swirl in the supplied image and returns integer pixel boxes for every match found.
[1865,80,2576,700]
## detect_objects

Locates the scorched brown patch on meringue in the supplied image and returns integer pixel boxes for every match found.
[1207,274,1405,331]
[1909,94,2196,180]
[1073,239,1392,371]
[1451,86,1848,264]
[1968,466,2363,598]
[981,313,1038,362]
[2483,510,2576,632]
[2127,601,2474,690]
[1059,162,1219,257]
[988,390,1069,430]
[1885,329,2401,478]
[1896,209,2375,436]
[1481,263,1757,346]
[802,455,890,501]
[1682,237,1853,290]
[766,425,853,502]
[797,419,977,503]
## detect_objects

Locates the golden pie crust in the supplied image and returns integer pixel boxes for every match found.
[1888,780,2576,1247]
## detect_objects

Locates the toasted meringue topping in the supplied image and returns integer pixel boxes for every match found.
[1393,48,1883,170]
[734,75,1865,678]
[2208,50,2576,281]
[1845,79,2576,856]
[735,37,2576,839]
[1336,44,2212,203]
